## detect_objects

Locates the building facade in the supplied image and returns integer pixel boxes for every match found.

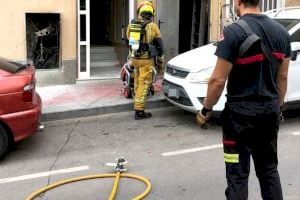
[0,0,295,86]
[286,0,300,6]
[0,0,77,85]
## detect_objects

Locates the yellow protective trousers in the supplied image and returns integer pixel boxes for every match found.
[131,58,154,111]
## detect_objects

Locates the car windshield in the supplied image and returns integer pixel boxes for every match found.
[274,19,300,31]
[0,57,29,73]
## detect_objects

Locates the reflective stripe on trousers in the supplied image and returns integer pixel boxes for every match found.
[221,101,283,200]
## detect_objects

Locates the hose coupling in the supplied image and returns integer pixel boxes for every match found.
[105,157,129,172]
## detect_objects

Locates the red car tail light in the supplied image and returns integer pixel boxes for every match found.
[22,83,35,102]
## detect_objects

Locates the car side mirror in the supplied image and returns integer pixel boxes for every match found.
[291,42,300,62]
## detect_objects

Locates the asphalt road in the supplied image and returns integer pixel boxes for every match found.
[0,107,299,200]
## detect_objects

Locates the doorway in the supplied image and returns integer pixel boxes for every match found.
[77,0,129,80]
[179,0,193,53]
[179,0,210,53]
[90,0,113,45]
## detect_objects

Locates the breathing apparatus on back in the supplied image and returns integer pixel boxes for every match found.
[128,1,155,57]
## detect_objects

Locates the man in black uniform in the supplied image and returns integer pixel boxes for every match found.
[196,0,291,199]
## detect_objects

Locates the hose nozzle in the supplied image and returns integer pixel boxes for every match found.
[105,157,129,172]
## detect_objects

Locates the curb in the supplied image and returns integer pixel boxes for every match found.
[41,98,173,122]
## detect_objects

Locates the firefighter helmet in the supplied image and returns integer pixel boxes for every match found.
[137,1,155,16]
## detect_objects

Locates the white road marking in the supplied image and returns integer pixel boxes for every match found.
[162,144,223,157]
[0,165,90,184]
[291,131,300,136]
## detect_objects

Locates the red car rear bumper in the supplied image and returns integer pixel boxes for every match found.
[1,94,42,142]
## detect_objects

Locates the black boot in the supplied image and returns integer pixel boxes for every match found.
[135,110,152,120]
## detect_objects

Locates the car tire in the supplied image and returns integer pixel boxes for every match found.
[0,124,9,160]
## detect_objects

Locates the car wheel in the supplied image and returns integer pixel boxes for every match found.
[0,124,9,159]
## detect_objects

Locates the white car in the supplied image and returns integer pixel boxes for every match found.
[163,7,300,113]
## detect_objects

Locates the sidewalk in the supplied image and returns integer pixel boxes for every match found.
[37,78,171,121]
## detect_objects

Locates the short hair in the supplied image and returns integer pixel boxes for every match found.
[241,0,260,7]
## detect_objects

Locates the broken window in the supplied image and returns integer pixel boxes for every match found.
[26,13,60,69]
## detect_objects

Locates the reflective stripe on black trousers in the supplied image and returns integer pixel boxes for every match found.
[221,100,283,200]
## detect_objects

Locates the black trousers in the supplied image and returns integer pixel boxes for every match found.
[221,100,283,200]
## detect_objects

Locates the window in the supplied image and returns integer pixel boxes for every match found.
[274,19,300,31]
[26,13,60,69]
[260,0,278,12]
[80,0,86,10]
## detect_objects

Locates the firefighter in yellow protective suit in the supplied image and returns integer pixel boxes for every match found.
[127,1,164,120]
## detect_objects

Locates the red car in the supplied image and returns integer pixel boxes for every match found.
[0,57,42,159]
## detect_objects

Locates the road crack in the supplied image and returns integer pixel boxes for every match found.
[37,120,80,199]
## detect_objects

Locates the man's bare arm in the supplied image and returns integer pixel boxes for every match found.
[277,58,290,107]
[203,58,233,109]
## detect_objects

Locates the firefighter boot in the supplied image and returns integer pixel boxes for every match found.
[135,110,152,120]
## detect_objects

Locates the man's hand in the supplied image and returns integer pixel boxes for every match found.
[196,107,212,129]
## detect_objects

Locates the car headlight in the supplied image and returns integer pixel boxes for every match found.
[190,67,214,83]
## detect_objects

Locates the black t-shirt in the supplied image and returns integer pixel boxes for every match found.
[215,14,291,100]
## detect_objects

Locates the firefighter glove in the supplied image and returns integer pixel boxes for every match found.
[196,107,212,129]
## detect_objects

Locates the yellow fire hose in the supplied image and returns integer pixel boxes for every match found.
[25,171,152,200]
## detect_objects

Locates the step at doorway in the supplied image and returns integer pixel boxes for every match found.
[89,46,121,79]
[77,0,129,81]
